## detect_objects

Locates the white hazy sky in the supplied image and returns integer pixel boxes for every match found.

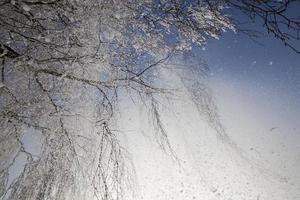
[117,70,300,200]
[209,74,300,180]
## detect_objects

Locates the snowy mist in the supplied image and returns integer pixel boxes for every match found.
[116,69,300,200]
[1,1,300,200]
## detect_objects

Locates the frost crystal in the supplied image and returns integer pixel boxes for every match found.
[22,4,31,12]
[58,73,67,80]
[45,37,51,43]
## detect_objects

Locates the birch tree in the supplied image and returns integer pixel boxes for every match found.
[0,0,299,200]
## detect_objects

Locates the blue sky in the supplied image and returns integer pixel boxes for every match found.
[196,21,300,127]
[199,2,300,106]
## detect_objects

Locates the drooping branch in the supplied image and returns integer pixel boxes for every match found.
[227,0,300,53]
